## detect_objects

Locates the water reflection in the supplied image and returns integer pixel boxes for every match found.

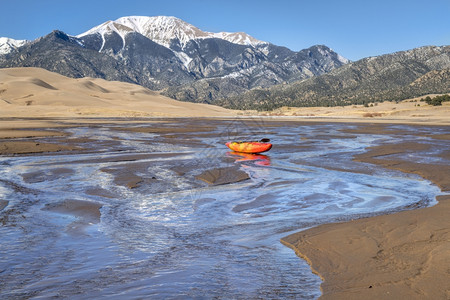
[227,151,271,166]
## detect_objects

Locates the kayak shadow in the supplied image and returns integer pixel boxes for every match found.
[227,151,271,166]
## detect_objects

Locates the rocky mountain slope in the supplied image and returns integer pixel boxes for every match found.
[0,16,348,101]
[162,44,346,103]
[221,46,450,110]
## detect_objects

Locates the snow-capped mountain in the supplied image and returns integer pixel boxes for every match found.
[77,16,266,50]
[1,16,447,109]
[0,16,350,105]
[0,37,28,55]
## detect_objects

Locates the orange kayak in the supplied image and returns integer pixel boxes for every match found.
[225,141,272,154]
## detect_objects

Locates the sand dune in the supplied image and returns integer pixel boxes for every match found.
[0,67,238,118]
[1,67,448,124]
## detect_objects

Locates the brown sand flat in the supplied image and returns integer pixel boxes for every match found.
[100,159,190,192]
[68,153,183,165]
[0,141,78,155]
[0,119,69,130]
[41,199,103,235]
[282,130,450,299]
[41,199,102,223]
[85,187,118,199]
[196,166,250,185]
[101,163,149,189]
[428,133,450,140]
[0,200,8,211]
[21,167,75,184]
[0,129,67,139]
[117,126,218,134]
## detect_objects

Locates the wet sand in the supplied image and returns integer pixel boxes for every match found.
[0,129,66,139]
[0,141,77,155]
[0,200,8,211]
[41,199,102,223]
[41,199,103,235]
[195,166,250,185]
[281,127,450,299]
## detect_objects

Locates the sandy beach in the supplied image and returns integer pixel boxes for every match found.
[1,67,449,298]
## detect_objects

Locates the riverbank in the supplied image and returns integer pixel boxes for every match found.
[281,124,450,299]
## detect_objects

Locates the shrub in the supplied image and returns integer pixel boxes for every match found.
[423,94,450,106]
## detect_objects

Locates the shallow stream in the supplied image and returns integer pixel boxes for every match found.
[0,119,445,299]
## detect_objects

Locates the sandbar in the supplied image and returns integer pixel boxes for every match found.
[41,199,102,223]
[195,166,250,185]
[0,200,8,211]
[0,141,78,155]
[41,199,103,235]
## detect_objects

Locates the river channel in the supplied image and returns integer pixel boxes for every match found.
[0,118,444,299]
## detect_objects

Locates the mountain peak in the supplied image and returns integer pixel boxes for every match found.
[77,16,266,49]
[0,37,28,55]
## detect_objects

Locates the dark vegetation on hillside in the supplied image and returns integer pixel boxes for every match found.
[218,46,450,111]
[420,94,450,106]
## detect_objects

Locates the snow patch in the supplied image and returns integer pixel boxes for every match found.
[77,16,268,50]
[74,38,85,48]
[337,54,350,64]
[0,37,28,55]
[212,31,265,47]
[78,21,130,51]
[174,51,193,68]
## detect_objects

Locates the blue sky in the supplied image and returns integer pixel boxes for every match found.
[0,0,448,61]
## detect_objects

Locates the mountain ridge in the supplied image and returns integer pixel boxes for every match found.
[0,16,349,99]
[219,45,450,110]
[3,16,447,110]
